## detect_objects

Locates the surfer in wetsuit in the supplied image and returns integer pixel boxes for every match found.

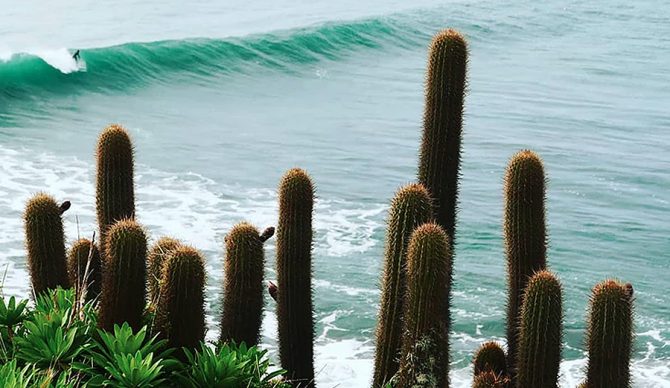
[72,50,80,61]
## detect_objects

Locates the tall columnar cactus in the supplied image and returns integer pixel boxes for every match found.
[23,193,71,296]
[154,245,206,351]
[220,222,265,346]
[67,238,102,301]
[147,237,181,303]
[516,271,563,388]
[96,124,135,254]
[417,29,467,249]
[373,183,433,387]
[586,280,634,388]
[276,168,315,387]
[98,219,147,331]
[503,149,547,377]
[473,341,507,377]
[397,223,452,388]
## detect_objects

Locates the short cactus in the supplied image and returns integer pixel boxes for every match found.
[67,238,102,301]
[373,183,433,387]
[23,193,71,295]
[220,222,265,346]
[473,341,507,377]
[147,237,181,303]
[503,150,547,377]
[98,219,147,331]
[516,270,562,388]
[417,29,467,248]
[96,124,135,254]
[397,223,452,388]
[276,168,315,387]
[585,280,634,388]
[154,245,206,351]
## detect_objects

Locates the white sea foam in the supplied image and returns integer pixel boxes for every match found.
[0,47,86,73]
[0,145,385,296]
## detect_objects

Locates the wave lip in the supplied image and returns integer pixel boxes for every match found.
[0,17,427,99]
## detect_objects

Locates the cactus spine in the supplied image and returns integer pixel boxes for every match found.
[504,150,547,378]
[473,341,507,377]
[96,124,135,254]
[516,271,562,388]
[98,219,147,331]
[373,183,433,387]
[276,168,315,387]
[147,237,181,303]
[220,222,265,346]
[154,245,206,351]
[397,223,452,388]
[417,29,467,249]
[67,238,102,301]
[24,193,71,295]
[586,280,634,388]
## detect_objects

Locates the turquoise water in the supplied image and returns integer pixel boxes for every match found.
[1,0,669,386]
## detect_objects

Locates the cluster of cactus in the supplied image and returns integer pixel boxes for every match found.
[23,124,317,386]
[371,29,635,388]
[20,29,637,388]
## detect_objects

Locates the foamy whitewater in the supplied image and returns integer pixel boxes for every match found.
[1,0,669,386]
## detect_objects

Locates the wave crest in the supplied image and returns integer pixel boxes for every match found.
[0,17,426,98]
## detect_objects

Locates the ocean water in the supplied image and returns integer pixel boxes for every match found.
[1,0,669,386]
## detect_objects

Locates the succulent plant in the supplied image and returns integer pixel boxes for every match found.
[220,222,265,346]
[516,270,562,388]
[397,223,452,388]
[154,245,206,352]
[24,193,71,295]
[373,183,434,387]
[473,371,510,388]
[417,29,467,249]
[585,280,634,388]
[473,341,507,377]
[503,149,547,378]
[67,238,102,301]
[147,237,181,303]
[394,331,444,388]
[275,168,315,387]
[96,124,135,254]
[98,219,147,331]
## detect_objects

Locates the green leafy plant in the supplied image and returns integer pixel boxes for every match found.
[34,368,79,388]
[94,351,167,388]
[177,342,288,388]
[74,323,174,387]
[0,359,32,388]
[14,288,95,371]
[14,313,91,369]
[0,296,29,341]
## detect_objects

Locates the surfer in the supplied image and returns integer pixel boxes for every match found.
[72,49,80,61]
